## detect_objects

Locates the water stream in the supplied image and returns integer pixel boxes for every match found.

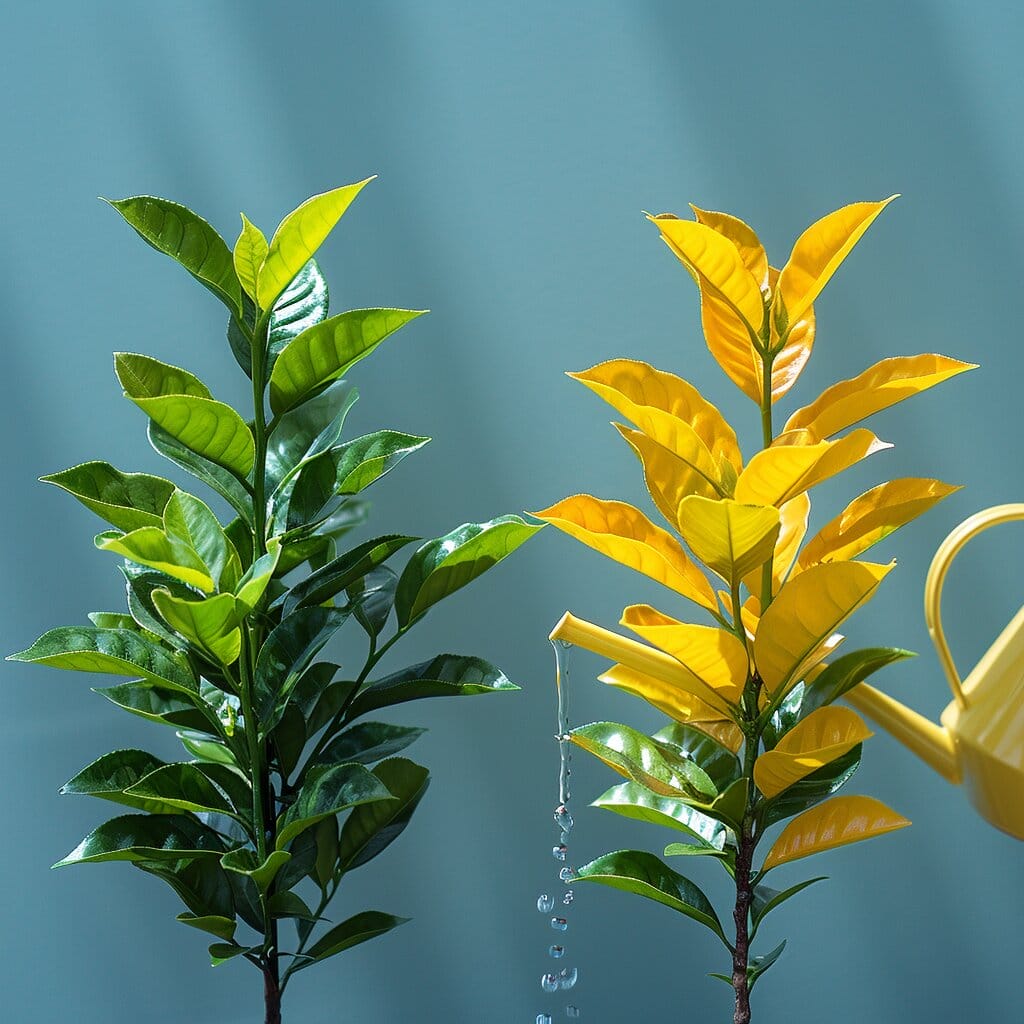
[535,639,580,1022]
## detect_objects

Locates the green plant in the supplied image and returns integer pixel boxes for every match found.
[535,198,973,1022]
[9,179,540,1023]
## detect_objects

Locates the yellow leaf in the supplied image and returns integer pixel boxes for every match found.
[798,478,961,569]
[690,205,769,293]
[569,358,742,473]
[743,492,810,598]
[783,354,978,439]
[774,196,897,326]
[766,266,816,402]
[233,213,267,305]
[693,719,745,754]
[621,604,749,704]
[533,495,716,611]
[734,428,891,507]
[762,795,910,870]
[699,286,763,402]
[614,424,721,529]
[650,214,765,332]
[753,561,893,694]
[677,496,780,587]
[754,707,872,798]
[598,663,733,721]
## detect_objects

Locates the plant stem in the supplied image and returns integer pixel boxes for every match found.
[263,967,282,1024]
[250,316,271,560]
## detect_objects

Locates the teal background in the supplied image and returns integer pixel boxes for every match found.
[2,2,1022,1021]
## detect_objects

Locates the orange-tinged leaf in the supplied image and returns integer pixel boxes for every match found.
[766,266,816,402]
[677,496,781,587]
[783,354,978,439]
[615,424,721,529]
[775,197,897,326]
[743,492,810,598]
[798,478,961,570]
[570,359,742,472]
[693,719,744,754]
[598,663,733,720]
[754,561,893,694]
[754,706,872,798]
[533,495,716,611]
[621,605,749,704]
[651,214,765,331]
[762,795,910,870]
[699,286,763,402]
[690,205,769,293]
[734,429,891,507]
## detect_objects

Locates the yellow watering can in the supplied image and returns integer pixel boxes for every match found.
[549,503,1024,840]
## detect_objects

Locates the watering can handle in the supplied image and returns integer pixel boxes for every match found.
[924,503,1024,707]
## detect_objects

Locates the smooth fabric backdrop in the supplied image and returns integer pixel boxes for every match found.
[2,2,1022,1022]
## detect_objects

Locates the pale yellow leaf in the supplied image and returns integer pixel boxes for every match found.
[675,495,781,586]
[233,213,267,305]
[763,795,910,870]
[743,492,810,598]
[533,495,716,611]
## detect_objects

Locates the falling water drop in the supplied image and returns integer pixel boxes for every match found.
[537,894,555,913]
[550,916,568,931]
[552,843,568,861]
[536,1015,552,1024]
[558,967,579,990]
[562,890,574,905]
[559,866,575,882]
[566,1007,581,1019]
[549,944,565,958]
[553,804,574,832]
[541,974,560,993]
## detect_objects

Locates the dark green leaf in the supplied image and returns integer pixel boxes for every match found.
[763,683,805,749]
[209,942,258,967]
[751,877,826,935]
[221,848,292,894]
[346,654,519,720]
[591,782,731,849]
[321,723,425,767]
[801,647,916,718]
[574,849,728,945]
[137,856,234,921]
[122,568,194,650]
[54,814,225,867]
[307,680,358,737]
[653,722,742,791]
[60,749,169,813]
[275,828,318,892]
[106,195,242,316]
[41,462,175,531]
[312,817,338,890]
[347,566,398,639]
[267,259,330,371]
[192,762,252,818]
[94,682,211,732]
[177,730,236,766]
[123,763,235,816]
[295,910,409,969]
[337,758,430,873]
[176,913,236,942]
[759,746,862,829]
[267,890,316,920]
[395,516,542,626]
[290,662,343,720]
[749,940,787,991]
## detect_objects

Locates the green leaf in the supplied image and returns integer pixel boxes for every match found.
[269,308,426,414]
[748,940,787,991]
[54,814,225,867]
[267,259,330,371]
[233,213,267,303]
[209,942,258,967]
[257,179,373,310]
[663,842,730,859]
[162,490,240,591]
[347,566,398,640]
[751,877,826,936]
[41,462,175,531]
[107,195,242,316]
[177,730,237,767]
[137,856,234,922]
[759,746,862,829]
[94,682,211,732]
[152,590,241,664]
[307,680,359,737]
[60,749,169,813]
[570,722,717,802]
[800,647,916,718]
[233,539,281,614]
[337,758,430,873]
[591,782,729,849]
[312,817,339,890]
[321,723,425,767]
[296,910,409,969]
[708,777,749,831]
[98,527,215,593]
[574,849,728,945]
[88,612,138,631]
[267,890,316,920]
[121,568,194,648]
[270,703,307,778]
[276,762,393,850]
[148,422,253,524]
[395,516,542,626]
[221,848,292,895]
[9,626,197,695]
[652,722,742,791]
[346,654,519,720]
[114,352,212,399]
[123,763,235,816]
[763,683,805,749]
[176,913,237,942]
[321,430,431,498]
[282,535,416,615]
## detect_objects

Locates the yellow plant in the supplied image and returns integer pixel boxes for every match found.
[535,198,974,1023]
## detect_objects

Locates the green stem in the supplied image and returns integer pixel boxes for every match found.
[250,315,271,558]
[238,629,268,863]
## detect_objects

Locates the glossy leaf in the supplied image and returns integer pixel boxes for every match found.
[591,781,729,849]
[267,259,330,369]
[621,605,749,705]
[164,490,239,587]
[233,539,281,614]
[754,561,893,695]
[337,757,430,872]
[652,722,742,792]
[9,627,196,695]
[762,795,910,870]
[798,478,960,570]
[759,746,862,829]
[41,462,175,532]
[298,911,409,969]
[599,662,735,723]
[735,429,890,508]
[347,566,398,639]
[177,913,236,942]
[533,496,715,612]
[751,877,826,934]
[574,849,727,944]
[663,842,729,860]
[346,654,519,720]
[257,179,373,310]
[800,646,914,718]
[60,749,169,813]
[94,682,211,732]
[232,213,267,304]
[269,307,426,414]
[755,707,872,798]
[97,527,214,593]
[54,814,224,867]
[395,515,542,626]
[570,722,717,801]
[276,762,393,850]
[324,430,433,497]
[745,492,810,598]
[221,848,292,894]
[321,723,426,767]
[696,278,762,402]
[123,762,236,817]
[674,495,780,586]
[107,195,242,315]
[774,197,896,326]
[690,205,769,292]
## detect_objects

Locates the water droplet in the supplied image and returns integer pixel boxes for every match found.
[541,973,559,993]
[558,967,579,990]
[559,866,575,882]
[552,844,567,861]
[549,944,565,958]
[537,893,555,913]
[536,1015,552,1024]
[550,916,568,931]
[560,829,570,844]
[562,890,574,905]
[566,1006,581,1019]
[554,804,574,832]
